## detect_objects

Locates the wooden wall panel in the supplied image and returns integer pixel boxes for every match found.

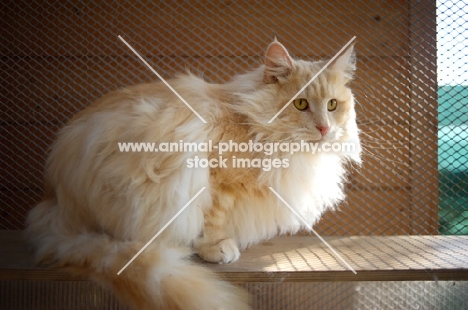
[353,57,411,124]
[0,190,42,230]
[1,1,409,57]
[0,0,438,234]
[315,189,411,235]
[0,125,58,188]
[354,124,410,187]
[2,57,410,124]
[407,0,438,234]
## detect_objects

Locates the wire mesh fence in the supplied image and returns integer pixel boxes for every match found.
[2,280,467,310]
[437,0,468,235]
[0,3,465,235]
[1,0,467,309]
[1,0,450,234]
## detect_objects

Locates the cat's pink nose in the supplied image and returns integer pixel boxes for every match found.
[316,125,329,136]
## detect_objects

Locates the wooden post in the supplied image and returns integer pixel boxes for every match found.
[408,0,439,234]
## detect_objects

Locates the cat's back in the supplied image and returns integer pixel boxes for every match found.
[72,75,205,123]
[57,74,220,144]
[45,74,225,188]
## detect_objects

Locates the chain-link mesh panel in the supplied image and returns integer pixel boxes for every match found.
[1,280,467,310]
[1,1,467,307]
[437,0,468,235]
[1,0,444,234]
[0,1,464,233]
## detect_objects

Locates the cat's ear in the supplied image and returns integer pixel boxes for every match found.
[263,40,294,84]
[329,44,356,74]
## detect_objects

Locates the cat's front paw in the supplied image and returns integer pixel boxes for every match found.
[196,238,240,264]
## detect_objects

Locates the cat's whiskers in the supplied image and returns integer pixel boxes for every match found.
[347,163,380,185]
[360,144,409,166]
[352,85,377,118]
[352,83,377,100]
[354,98,365,111]
[359,131,407,145]
[348,155,409,184]
[359,129,409,152]
[350,148,409,185]
[344,162,374,184]
[356,116,397,125]
[360,142,405,151]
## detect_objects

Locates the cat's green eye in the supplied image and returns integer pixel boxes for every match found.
[293,98,309,111]
[327,99,338,111]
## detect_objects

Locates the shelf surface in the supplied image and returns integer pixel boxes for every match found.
[1,230,468,282]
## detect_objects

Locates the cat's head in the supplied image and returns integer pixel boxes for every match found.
[234,39,360,162]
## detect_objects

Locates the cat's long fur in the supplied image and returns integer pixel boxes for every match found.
[26,41,360,309]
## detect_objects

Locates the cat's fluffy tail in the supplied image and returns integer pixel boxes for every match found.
[26,199,250,310]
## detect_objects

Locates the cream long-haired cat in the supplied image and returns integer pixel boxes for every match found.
[26,40,360,310]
